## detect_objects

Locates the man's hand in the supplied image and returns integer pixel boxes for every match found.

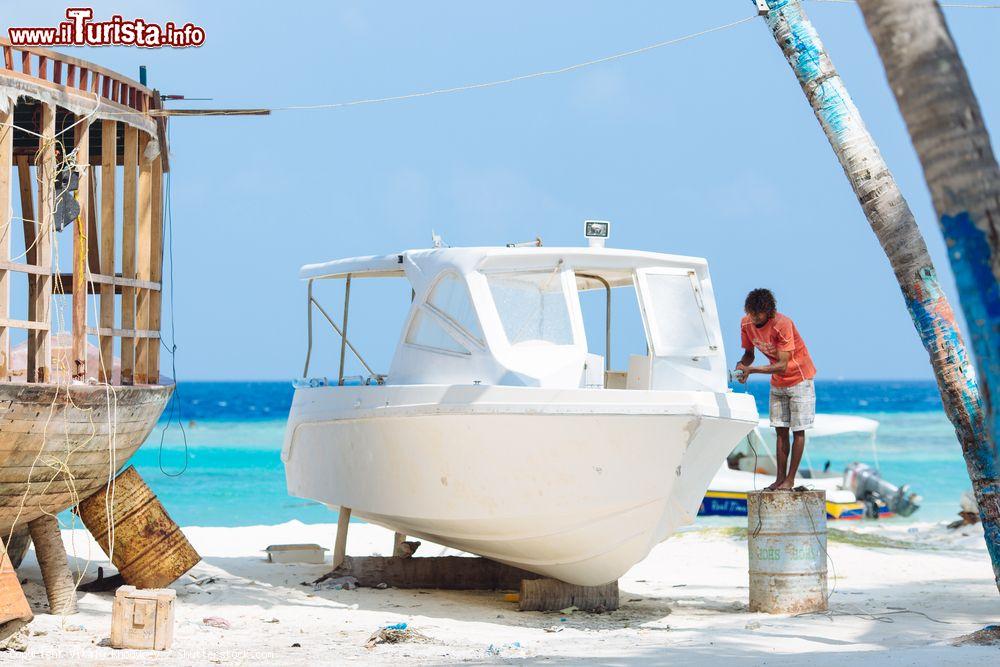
[735,362,752,384]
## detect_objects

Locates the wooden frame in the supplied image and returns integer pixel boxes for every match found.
[0,44,168,387]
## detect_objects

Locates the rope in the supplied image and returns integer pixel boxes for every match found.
[806,0,1000,7]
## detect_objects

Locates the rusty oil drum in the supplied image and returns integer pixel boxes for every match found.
[78,466,200,589]
[747,490,828,614]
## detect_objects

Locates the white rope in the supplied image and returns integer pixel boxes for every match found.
[806,0,1000,8]
[260,15,756,113]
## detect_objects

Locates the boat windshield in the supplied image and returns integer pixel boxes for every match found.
[485,269,574,346]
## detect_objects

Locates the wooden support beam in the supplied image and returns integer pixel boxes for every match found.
[134,134,152,384]
[16,156,37,377]
[86,326,159,338]
[56,270,159,291]
[33,102,54,383]
[518,579,619,613]
[148,152,163,383]
[120,126,137,385]
[322,554,543,591]
[333,507,351,571]
[0,108,11,380]
[87,163,100,274]
[0,318,50,331]
[28,515,78,615]
[392,532,407,558]
[99,119,116,383]
[72,117,90,381]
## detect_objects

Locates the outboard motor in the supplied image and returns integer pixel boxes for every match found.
[844,463,921,518]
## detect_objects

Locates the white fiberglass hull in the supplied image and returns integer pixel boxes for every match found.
[282,385,757,586]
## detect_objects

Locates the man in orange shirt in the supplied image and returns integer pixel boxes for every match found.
[736,288,817,491]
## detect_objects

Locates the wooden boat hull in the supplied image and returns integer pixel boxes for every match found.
[0,383,173,535]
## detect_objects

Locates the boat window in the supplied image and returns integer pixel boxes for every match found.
[426,274,483,344]
[486,270,573,346]
[641,271,714,354]
[405,310,470,355]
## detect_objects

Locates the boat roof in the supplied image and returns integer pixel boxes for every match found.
[299,246,710,289]
[757,414,879,437]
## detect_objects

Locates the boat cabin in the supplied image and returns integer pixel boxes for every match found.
[301,246,729,393]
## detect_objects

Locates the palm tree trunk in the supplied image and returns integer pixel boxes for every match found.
[758,0,1000,591]
[855,0,1000,588]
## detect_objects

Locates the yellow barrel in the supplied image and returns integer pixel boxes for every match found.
[78,466,200,589]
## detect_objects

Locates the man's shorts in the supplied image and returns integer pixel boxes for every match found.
[769,379,816,432]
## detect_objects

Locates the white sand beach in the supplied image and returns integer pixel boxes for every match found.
[5,519,997,664]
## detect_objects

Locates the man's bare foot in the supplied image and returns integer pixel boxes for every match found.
[774,479,795,491]
[765,478,785,491]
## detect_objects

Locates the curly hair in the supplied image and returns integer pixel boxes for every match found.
[744,288,776,316]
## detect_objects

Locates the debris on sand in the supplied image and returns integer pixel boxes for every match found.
[0,625,28,652]
[364,622,432,649]
[203,616,232,630]
[954,625,1000,646]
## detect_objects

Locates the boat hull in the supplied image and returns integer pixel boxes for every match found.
[283,385,757,585]
[0,382,173,536]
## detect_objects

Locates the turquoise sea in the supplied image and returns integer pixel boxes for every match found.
[130,380,973,527]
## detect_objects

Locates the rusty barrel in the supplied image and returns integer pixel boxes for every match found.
[78,466,200,589]
[747,490,827,614]
[0,547,32,640]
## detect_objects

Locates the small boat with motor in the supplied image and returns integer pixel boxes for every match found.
[701,414,921,520]
[282,230,758,586]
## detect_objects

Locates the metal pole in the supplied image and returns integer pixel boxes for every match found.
[338,274,351,385]
[303,279,314,378]
[312,297,376,376]
[577,273,612,371]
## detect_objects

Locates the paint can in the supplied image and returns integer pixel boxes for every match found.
[78,466,200,589]
[747,490,827,614]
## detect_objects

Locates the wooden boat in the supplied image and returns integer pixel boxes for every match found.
[284,244,759,586]
[0,41,172,552]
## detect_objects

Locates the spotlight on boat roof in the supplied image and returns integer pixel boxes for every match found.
[584,220,610,248]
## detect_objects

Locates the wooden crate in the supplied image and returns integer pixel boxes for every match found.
[110,586,175,651]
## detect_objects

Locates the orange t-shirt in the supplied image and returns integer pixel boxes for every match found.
[740,313,816,388]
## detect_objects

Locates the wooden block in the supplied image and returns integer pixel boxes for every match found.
[518,578,619,612]
[111,585,175,651]
[324,555,543,590]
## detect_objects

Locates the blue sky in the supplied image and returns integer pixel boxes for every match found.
[8,1,1000,380]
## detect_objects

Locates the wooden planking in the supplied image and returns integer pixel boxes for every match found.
[33,102,54,383]
[135,136,152,384]
[99,120,117,383]
[0,383,173,534]
[72,118,90,381]
[0,109,11,379]
[120,126,138,385]
[148,152,163,382]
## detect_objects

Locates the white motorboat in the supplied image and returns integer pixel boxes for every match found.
[282,241,758,585]
[702,414,921,520]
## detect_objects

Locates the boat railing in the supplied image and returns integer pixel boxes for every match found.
[1,38,157,112]
[0,43,166,386]
[302,277,380,385]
